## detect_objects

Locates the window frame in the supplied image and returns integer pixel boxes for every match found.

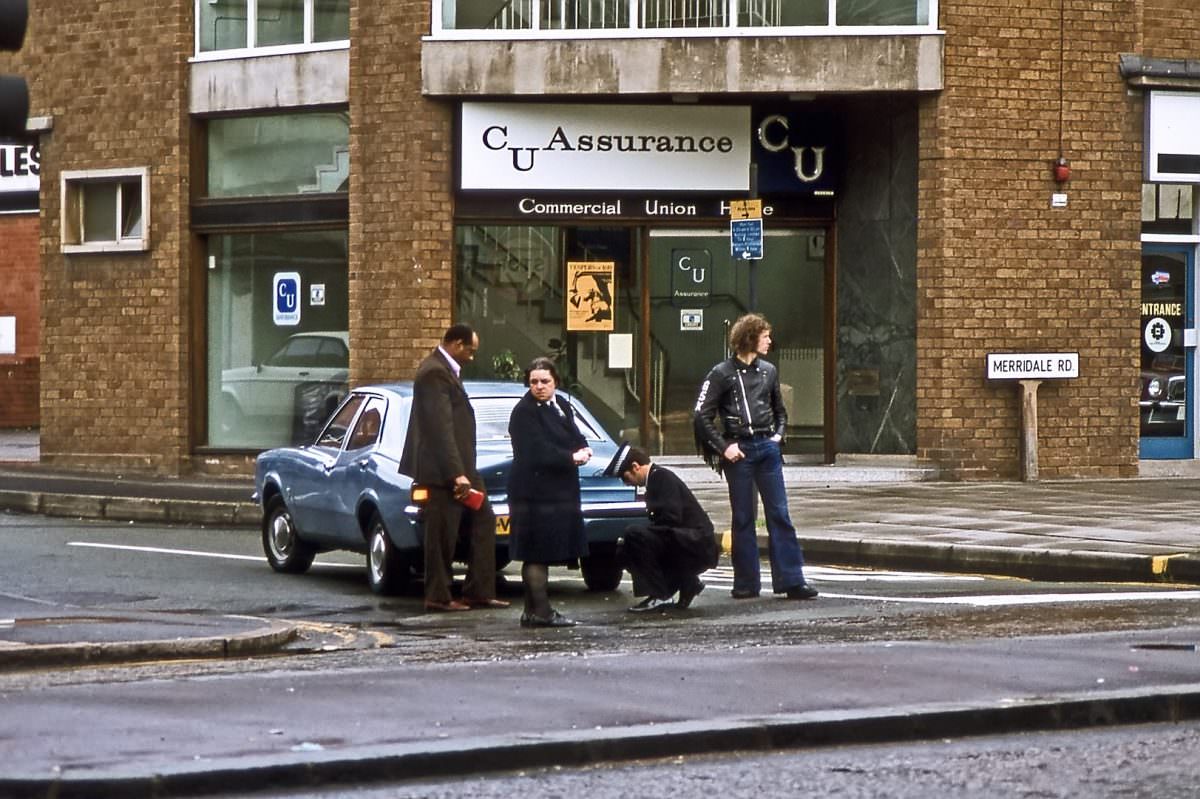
[193,0,350,60]
[430,0,940,39]
[60,167,151,254]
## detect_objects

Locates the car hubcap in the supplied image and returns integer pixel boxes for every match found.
[370,530,386,583]
[270,512,294,558]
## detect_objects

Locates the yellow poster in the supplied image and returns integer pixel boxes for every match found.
[566,261,615,332]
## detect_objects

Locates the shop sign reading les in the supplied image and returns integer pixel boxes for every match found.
[460,103,751,191]
[0,142,38,213]
[986,352,1079,380]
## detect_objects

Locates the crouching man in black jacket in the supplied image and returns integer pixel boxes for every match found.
[606,444,719,613]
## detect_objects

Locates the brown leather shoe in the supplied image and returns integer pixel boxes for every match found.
[465,597,511,609]
[424,599,470,612]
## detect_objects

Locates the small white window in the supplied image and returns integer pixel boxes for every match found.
[60,167,150,253]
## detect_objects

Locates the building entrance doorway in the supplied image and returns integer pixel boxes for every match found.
[1139,244,1195,458]
[646,228,829,456]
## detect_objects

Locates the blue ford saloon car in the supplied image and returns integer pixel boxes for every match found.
[254,382,646,595]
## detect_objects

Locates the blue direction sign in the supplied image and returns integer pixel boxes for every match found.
[730,218,763,260]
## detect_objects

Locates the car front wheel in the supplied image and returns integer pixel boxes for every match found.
[580,550,623,592]
[262,496,316,574]
[367,513,416,596]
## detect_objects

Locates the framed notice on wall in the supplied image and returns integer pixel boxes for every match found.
[566,261,615,332]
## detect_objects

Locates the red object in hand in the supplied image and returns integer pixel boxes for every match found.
[459,488,485,511]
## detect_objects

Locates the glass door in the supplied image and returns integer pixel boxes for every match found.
[646,228,827,455]
[1139,245,1194,459]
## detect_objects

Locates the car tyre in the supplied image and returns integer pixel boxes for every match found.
[367,513,416,596]
[262,496,316,574]
[580,550,623,592]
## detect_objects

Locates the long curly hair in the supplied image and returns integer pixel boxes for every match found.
[729,313,771,355]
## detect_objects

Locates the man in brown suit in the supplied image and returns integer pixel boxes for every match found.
[399,324,509,612]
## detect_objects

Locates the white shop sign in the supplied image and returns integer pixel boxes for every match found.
[0,144,39,193]
[460,103,751,191]
[1147,91,1200,183]
[0,316,14,355]
[986,352,1079,380]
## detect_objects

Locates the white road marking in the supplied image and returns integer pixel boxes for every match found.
[817,590,1200,607]
[700,565,986,584]
[67,542,359,568]
[64,544,1200,607]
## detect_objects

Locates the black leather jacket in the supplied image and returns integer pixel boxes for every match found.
[693,356,787,464]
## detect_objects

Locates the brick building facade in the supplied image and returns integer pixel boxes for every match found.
[2,0,1198,480]
[0,208,39,428]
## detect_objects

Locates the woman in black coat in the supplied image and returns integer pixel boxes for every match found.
[507,357,592,628]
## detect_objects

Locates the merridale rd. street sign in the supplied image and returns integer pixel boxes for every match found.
[985,351,1079,482]
[986,352,1079,380]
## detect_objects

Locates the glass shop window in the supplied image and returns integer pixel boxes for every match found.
[206,229,350,449]
[207,111,349,198]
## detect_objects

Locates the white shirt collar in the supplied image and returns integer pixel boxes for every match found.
[436,345,461,378]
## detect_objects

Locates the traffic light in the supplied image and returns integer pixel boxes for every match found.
[0,0,29,139]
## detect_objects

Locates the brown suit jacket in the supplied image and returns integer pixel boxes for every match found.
[398,349,479,487]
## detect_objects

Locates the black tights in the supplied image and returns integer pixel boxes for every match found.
[521,562,551,617]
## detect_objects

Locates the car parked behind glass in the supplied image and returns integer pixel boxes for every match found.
[253,382,646,595]
[220,331,350,447]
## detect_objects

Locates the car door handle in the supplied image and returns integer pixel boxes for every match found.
[297,371,311,377]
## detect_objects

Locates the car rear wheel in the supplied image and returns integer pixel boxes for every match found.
[262,496,316,574]
[367,513,416,596]
[580,550,623,592]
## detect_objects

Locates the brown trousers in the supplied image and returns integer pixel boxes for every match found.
[422,487,497,604]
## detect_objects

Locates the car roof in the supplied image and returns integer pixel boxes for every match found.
[353,381,529,400]
[288,331,350,345]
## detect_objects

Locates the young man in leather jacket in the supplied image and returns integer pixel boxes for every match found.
[693,313,818,601]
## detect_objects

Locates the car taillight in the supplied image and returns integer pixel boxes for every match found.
[410,484,430,505]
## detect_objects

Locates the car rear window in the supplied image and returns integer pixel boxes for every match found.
[471,396,605,442]
[473,397,518,441]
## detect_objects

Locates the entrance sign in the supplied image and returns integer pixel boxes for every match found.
[566,261,615,331]
[460,103,751,191]
[1147,91,1200,182]
[273,272,301,326]
[731,217,763,260]
[986,352,1078,380]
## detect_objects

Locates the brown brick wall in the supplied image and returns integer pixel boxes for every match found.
[0,212,40,427]
[917,0,1144,479]
[8,4,192,473]
[0,357,39,428]
[348,0,455,385]
[1143,0,1200,59]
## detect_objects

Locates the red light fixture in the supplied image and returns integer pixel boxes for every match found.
[1053,156,1071,183]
